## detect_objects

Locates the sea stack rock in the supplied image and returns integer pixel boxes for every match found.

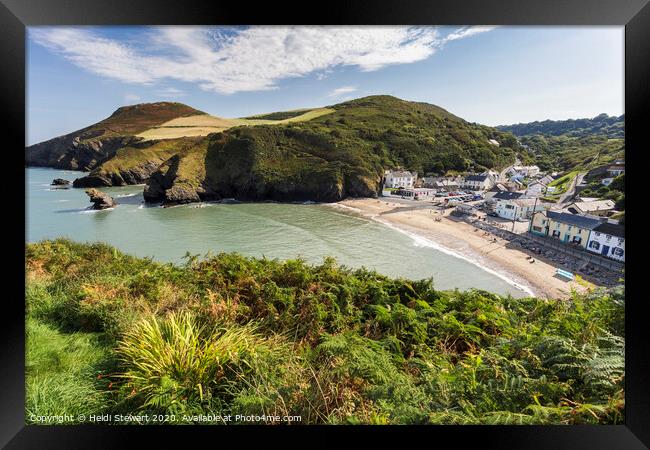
[51,178,71,186]
[85,188,117,210]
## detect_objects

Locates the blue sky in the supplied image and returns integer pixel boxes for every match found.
[27,26,623,145]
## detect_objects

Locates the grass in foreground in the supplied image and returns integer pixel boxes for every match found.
[25,239,625,424]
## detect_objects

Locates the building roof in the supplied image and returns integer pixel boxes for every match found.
[546,210,603,229]
[568,200,615,213]
[532,174,555,186]
[593,222,625,238]
[489,183,508,192]
[465,174,489,182]
[388,170,415,178]
[492,191,523,200]
[511,198,539,206]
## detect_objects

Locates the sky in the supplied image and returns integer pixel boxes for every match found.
[27,26,624,145]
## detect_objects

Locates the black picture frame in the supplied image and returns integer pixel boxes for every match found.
[2,0,648,447]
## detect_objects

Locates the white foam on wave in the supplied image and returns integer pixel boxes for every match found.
[116,193,139,198]
[79,207,115,214]
[54,199,70,203]
[325,203,363,214]
[374,217,536,297]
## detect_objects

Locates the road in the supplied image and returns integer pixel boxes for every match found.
[498,158,521,183]
[558,172,586,205]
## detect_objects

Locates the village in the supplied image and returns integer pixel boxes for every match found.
[379,159,625,288]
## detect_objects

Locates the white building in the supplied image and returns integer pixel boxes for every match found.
[463,174,496,191]
[509,165,541,177]
[525,174,556,198]
[495,198,545,221]
[586,222,625,262]
[393,188,436,199]
[384,170,417,189]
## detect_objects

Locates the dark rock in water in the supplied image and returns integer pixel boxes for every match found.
[164,185,202,205]
[51,178,71,186]
[85,188,117,210]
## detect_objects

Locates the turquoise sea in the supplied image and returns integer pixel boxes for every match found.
[26,167,529,297]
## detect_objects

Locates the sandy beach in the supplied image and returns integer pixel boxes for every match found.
[336,198,594,299]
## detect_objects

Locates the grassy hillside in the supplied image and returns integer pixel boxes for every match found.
[498,113,624,139]
[72,137,207,187]
[26,239,625,425]
[498,114,624,173]
[136,108,335,141]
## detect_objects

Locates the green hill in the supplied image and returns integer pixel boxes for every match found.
[497,114,625,172]
[498,113,624,139]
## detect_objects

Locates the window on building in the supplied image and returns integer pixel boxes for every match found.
[532,226,542,232]
[613,248,624,257]
[606,235,611,241]
[589,241,600,250]
[552,230,560,238]
[573,236,582,244]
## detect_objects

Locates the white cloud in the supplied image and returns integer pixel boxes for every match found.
[30,26,495,95]
[443,26,497,42]
[328,86,357,97]
[124,93,141,102]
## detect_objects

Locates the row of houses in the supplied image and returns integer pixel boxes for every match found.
[386,168,555,194]
[419,173,498,191]
[529,210,625,262]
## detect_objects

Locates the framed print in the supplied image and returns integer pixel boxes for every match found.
[1,0,648,447]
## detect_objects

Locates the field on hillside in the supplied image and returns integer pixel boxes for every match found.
[136,108,335,141]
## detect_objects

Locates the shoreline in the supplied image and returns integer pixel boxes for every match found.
[332,198,593,299]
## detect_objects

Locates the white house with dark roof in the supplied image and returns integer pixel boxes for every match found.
[495,198,546,221]
[586,222,625,262]
[384,170,417,189]
[462,174,496,191]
